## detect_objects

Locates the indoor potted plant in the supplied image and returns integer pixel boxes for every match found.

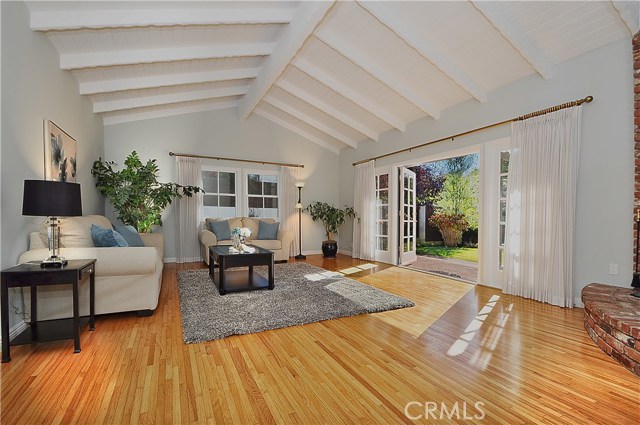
[305,201,356,258]
[91,151,203,233]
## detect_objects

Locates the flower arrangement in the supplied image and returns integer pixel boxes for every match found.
[231,227,252,239]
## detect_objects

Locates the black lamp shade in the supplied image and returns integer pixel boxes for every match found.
[22,180,82,217]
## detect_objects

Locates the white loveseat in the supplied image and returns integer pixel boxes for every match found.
[199,217,293,264]
[17,215,164,320]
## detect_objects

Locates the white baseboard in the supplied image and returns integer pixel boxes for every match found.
[338,249,352,256]
[301,250,322,255]
[164,257,176,263]
[574,297,584,308]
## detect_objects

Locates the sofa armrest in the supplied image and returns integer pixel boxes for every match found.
[18,247,158,276]
[199,229,218,247]
[277,229,294,258]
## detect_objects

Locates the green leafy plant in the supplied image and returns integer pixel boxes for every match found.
[305,202,356,242]
[91,151,203,233]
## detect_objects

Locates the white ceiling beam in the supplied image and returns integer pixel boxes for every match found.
[315,30,441,119]
[31,8,295,31]
[264,94,358,148]
[79,67,260,95]
[60,43,274,70]
[358,1,487,103]
[275,79,379,141]
[238,1,336,119]
[94,86,247,113]
[254,108,340,155]
[470,0,552,80]
[610,0,640,35]
[103,100,238,126]
[293,57,406,132]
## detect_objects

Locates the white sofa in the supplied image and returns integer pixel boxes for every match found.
[199,217,293,264]
[17,215,164,320]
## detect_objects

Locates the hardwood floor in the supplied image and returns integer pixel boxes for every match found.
[1,255,638,424]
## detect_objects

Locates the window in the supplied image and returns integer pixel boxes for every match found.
[498,151,510,270]
[246,172,279,218]
[202,168,238,218]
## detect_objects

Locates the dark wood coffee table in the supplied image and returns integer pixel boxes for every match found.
[208,245,274,295]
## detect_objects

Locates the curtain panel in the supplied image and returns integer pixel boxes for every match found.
[280,166,301,257]
[503,106,582,307]
[175,157,203,263]
[352,161,376,260]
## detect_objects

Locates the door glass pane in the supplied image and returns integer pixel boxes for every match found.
[379,174,388,189]
[379,206,388,220]
[500,176,508,198]
[499,224,505,246]
[499,248,504,270]
[501,152,510,173]
[500,200,507,222]
[377,221,388,236]
[219,172,235,194]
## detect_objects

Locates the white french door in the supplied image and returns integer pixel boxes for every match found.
[374,169,391,263]
[399,167,417,265]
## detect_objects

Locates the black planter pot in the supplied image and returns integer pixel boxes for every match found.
[322,241,338,258]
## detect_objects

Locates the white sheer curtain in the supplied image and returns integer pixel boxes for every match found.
[352,160,376,260]
[175,156,203,263]
[280,166,300,257]
[503,106,582,307]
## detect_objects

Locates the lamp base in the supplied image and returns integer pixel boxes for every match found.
[295,254,307,260]
[41,256,68,268]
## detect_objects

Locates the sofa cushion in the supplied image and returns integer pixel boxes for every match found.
[208,220,231,240]
[113,224,145,247]
[91,224,129,247]
[242,217,275,240]
[257,221,280,240]
[251,239,282,251]
[40,215,112,248]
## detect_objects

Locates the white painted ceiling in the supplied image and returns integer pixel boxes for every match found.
[27,1,639,154]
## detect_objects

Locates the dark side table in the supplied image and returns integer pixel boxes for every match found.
[1,259,96,363]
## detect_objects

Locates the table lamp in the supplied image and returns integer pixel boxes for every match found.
[22,180,82,267]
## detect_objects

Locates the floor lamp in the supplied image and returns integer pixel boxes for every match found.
[295,182,306,260]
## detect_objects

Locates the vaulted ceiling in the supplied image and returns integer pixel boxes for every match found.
[27,1,639,154]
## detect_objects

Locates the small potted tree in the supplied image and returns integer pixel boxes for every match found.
[305,202,356,258]
[91,151,203,233]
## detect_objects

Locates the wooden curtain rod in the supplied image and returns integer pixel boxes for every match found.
[352,95,593,166]
[169,152,304,168]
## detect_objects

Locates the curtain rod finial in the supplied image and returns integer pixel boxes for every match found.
[169,152,175,156]
[585,96,593,103]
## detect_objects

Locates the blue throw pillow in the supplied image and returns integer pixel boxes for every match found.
[257,221,279,240]
[113,224,145,247]
[208,220,232,240]
[91,224,129,247]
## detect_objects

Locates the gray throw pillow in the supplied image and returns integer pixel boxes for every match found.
[113,223,145,247]
[91,224,129,247]
[257,221,279,240]
[209,220,232,240]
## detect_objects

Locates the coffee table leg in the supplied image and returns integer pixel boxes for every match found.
[72,280,80,353]
[1,277,10,363]
[89,268,95,331]
[268,256,274,290]
[31,284,38,340]
[219,257,226,295]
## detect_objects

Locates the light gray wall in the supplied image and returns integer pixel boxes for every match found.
[103,108,339,259]
[0,1,104,328]
[339,37,634,300]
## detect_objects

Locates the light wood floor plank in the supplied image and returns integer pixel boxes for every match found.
[1,255,637,424]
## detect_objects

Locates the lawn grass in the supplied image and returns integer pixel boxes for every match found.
[416,243,478,263]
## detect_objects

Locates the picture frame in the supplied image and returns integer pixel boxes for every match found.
[44,119,77,182]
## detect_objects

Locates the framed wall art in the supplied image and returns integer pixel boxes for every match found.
[44,120,77,182]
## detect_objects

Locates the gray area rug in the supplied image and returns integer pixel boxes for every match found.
[177,263,414,343]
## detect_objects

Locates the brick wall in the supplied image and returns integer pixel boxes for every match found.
[634,32,640,272]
